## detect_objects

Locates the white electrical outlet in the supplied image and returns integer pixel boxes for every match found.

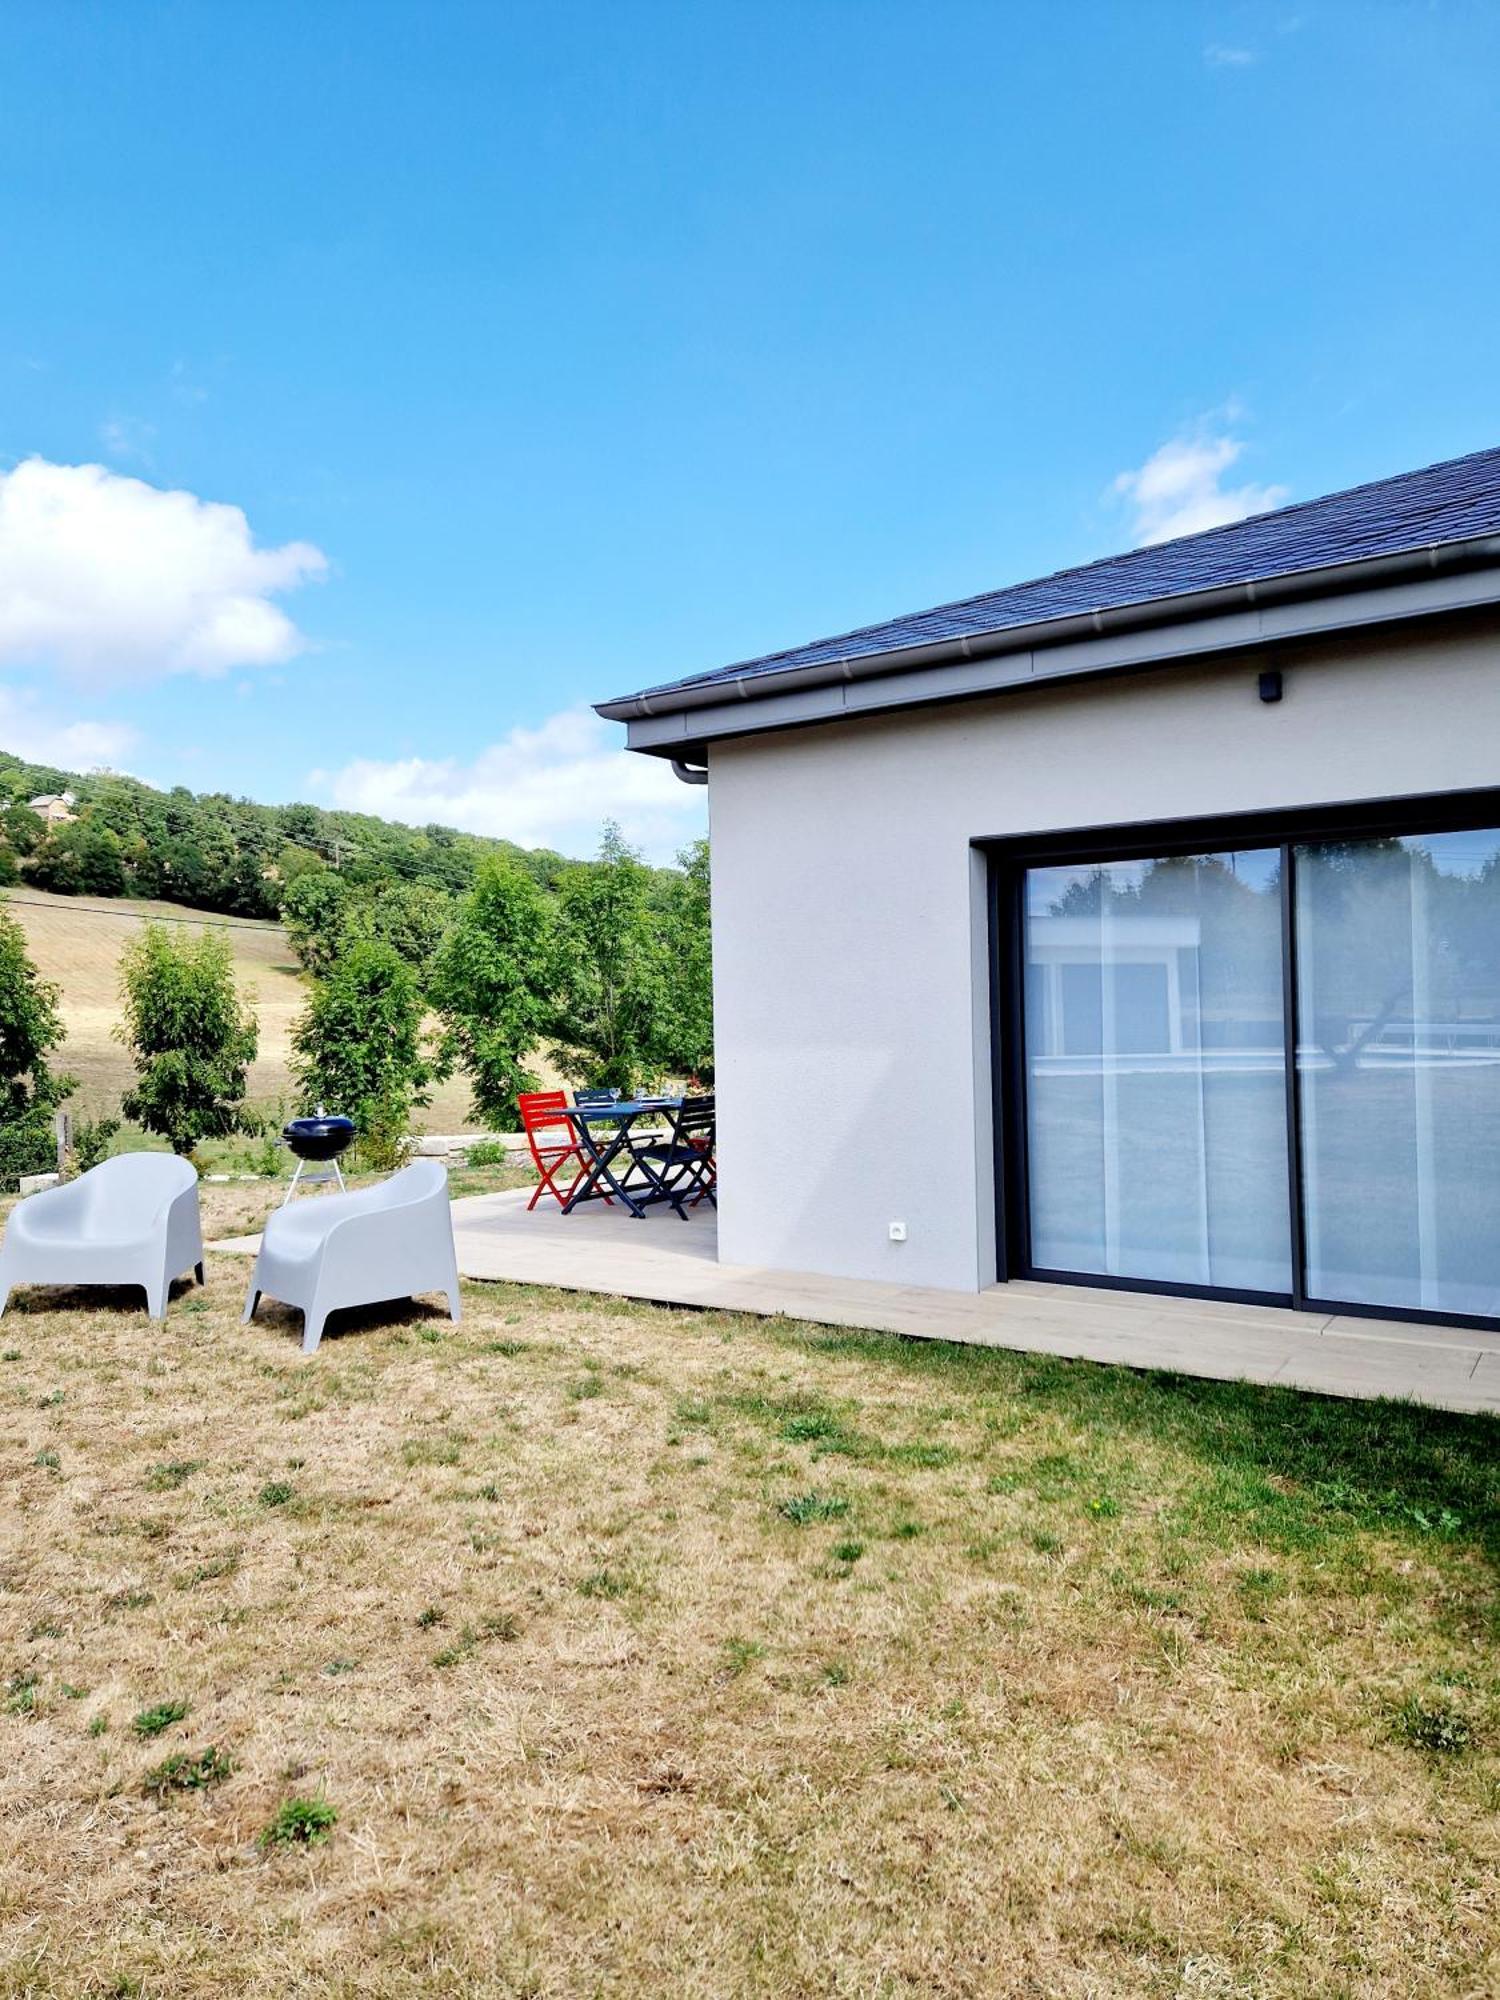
[888,1220,907,1243]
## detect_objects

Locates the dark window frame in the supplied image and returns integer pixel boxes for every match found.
[980,781,1500,1332]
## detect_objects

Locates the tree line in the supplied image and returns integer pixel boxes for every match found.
[0,750,572,914]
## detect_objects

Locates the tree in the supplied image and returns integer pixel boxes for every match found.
[549,823,667,1095]
[340,879,454,983]
[655,836,713,1080]
[280,868,351,978]
[430,858,553,1128]
[30,821,128,897]
[117,925,259,1154]
[290,938,430,1165]
[0,910,75,1180]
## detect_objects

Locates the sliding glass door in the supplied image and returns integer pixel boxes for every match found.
[1295,827,1500,1317]
[1011,812,1500,1323]
[1022,849,1291,1293]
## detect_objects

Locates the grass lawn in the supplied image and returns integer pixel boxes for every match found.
[1,1241,1496,1995]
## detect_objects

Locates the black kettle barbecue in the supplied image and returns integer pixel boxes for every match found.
[281,1106,356,1201]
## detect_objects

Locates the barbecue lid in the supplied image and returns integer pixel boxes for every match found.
[282,1112,356,1142]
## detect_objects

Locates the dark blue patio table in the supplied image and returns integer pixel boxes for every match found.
[559,1098,682,1218]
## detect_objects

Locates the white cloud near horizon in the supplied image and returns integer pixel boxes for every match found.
[312,706,708,864]
[0,457,328,687]
[1204,43,1257,67]
[1112,424,1289,546]
[0,684,139,772]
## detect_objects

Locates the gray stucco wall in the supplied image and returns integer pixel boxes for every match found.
[706,616,1500,1290]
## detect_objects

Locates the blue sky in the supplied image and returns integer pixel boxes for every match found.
[2,1,1498,859]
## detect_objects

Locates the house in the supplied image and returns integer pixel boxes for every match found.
[28,791,76,826]
[599,444,1500,1336]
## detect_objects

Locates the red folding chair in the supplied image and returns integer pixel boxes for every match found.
[518,1090,609,1211]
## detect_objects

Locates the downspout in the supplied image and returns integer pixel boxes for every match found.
[671,758,709,785]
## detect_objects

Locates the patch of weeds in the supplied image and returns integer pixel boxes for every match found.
[1120,1581,1187,1613]
[175,1552,240,1590]
[831,1540,864,1564]
[87,1713,108,1737]
[722,1635,766,1677]
[417,1325,445,1344]
[1030,1530,1064,1555]
[884,1441,960,1470]
[889,1518,925,1539]
[567,1373,605,1401]
[1086,1493,1122,1519]
[34,1448,60,1470]
[1029,1451,1088,1499]
[1234,1568,1282,1619]
[28,1619,62,1640]
[144,1459,200,1492]
[985,1470,1024,1496]
[37,1388,64,1409]
[143,1745,233,1798]
[821,1660,852,1687]
[477,1481,502,1501]
[6,1672,40,1715]
[578,1568,631,1600]
[480,1339,530,1358]
[1389,1696,1476,1757]
[258,1795,337,1851]
[322,1658,358,1677]
[132,1698,189,1739]
[779,1491,850,1526]
[258,1480,294,1508]
[401,1434,465,1468]
[415,1605,446,1628]
[60,1682,85,1699]
[1,1348,19,1361]
[105,1589,155,1612]
[674,1398,713,1427]
[433,1610,520,1667]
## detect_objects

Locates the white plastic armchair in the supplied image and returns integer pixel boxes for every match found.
[242,1158,461,1355]
[0,1153,204,1321]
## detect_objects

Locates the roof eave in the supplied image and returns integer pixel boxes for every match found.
[596,531,1500,732]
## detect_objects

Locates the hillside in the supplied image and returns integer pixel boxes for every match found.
[0,749,572,923]
[2,886,482,1133]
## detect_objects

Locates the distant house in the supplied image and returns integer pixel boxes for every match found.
[28,792,77,826]
[600,444,1500,1337]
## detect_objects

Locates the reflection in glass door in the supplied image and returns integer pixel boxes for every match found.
[1296,827,1500,1317]
[1022,850,1292,1293]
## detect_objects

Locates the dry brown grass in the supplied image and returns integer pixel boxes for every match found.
[0,1269,1496,1996]
[1,885,506,1134]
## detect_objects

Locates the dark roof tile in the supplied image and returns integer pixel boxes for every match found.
[619,443,1500,703]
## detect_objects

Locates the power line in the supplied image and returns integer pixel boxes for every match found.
[2,893,289,937]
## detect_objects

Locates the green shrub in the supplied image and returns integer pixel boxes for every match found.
[117,926,258,1155]
[68,1112,121,1175]
[0,910,75,1182]
[291,938,430,1163]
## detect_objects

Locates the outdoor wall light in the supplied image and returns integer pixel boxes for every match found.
[1258,669,1284,703]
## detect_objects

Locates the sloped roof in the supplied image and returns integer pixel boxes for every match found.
[608,443,1500,713]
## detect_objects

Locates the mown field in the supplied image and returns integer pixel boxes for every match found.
[1,1255,1495,1996]
[2,886,480,1135]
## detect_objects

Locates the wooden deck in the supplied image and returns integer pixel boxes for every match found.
[449,1190,1500,1416]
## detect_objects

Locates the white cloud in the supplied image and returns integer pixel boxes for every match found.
[0,457,327,687]
[1204,43,1257,67]
[0,685,139,771]
[312,706,707,863]
[1112,424,1289,547]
